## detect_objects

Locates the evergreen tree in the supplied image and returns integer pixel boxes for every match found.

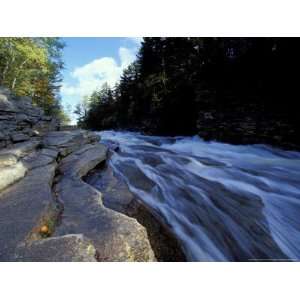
[79,37,299,148]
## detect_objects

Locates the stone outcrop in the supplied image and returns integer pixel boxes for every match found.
[14,234,97,262]
[0,140,41,191]
[85,162,186,261]
[0,87,156,262]
[0,86,59,149]
[0,161,57,260]
[0,130,156,261]
[43,130,99,157]
[54,141,155,262]
[0,161,27,191]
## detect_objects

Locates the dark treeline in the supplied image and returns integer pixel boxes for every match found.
[77,38,300,148]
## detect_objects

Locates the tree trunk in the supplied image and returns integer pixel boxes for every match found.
[11,77,17,90]
[1,40,15,85]
[11,58,29,90]
[1,61,9,84]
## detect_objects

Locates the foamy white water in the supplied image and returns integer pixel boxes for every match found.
[98,130,300,261]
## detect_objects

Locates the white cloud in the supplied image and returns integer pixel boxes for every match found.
[127,37,143,45]
[61,39,142,125]
[119,47,136,69]
[61,46,137,98]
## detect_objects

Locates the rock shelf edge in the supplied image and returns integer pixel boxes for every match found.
[0,87,156,261]
[0,129,156,261]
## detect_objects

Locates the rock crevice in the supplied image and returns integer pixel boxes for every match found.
[0,128,156,261]
[0,87,157,262]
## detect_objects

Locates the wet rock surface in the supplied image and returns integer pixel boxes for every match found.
[0,87,179,262]
[97,130,300,261]
[85,160,186,261]
[54,144,156,262]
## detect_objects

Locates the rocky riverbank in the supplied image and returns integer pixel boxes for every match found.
[84,157,186,261]
[0,87,166,261]
[0,129,162,261]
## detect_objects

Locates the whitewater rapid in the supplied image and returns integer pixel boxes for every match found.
[98,130,300,261]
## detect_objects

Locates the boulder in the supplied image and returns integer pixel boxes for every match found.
[14,234,97,262]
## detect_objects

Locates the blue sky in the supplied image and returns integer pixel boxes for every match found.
[60,37,142,123]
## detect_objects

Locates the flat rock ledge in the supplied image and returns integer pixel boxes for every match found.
[15,234,97,262]
[0,129,155,262]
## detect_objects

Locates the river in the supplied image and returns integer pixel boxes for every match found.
[98,130,300,261]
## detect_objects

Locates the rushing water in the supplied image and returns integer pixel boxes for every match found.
[98,130,300,261]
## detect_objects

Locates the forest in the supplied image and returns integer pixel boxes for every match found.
[76,38,300,149]
[0,37,69,123]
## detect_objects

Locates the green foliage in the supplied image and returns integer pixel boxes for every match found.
[78,38,300,140]
[78,83,116,130]
[0,37,67,122]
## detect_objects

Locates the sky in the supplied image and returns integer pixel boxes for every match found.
[60,37,142,123]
